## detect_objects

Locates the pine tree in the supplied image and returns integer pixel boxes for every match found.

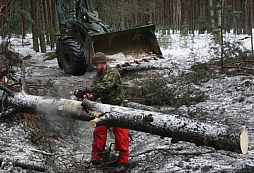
[208,0,242,68]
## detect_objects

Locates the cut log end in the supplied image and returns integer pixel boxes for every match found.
[240,130,249,154]
[89,121,96,128]
[89,118,99,128]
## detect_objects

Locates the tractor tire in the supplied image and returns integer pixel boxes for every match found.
[56,39,63,69]
[59,39,86,76]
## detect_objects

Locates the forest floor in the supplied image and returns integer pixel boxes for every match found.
[1,33,254,172]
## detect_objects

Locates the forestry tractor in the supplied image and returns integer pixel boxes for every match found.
[56,0,162,76]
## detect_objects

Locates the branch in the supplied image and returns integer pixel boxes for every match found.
[20,58,27,93]
[0,157,45,172]
[0,108,17,119]
[130,147,216,157]
[0,83,15,97]
[0,0,15,13]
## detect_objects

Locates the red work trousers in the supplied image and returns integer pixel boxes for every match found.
[91,126,129,164]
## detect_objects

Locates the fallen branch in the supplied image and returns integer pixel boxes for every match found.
[0,83,14,96]
[20,58,27,93]
[0,157,45,172]
[236,72,253,76]
[131,147,216,157]
[0,107,17,119]
[30,149,53,156]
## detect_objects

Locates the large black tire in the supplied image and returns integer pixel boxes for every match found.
[56,39,63,69]
[59,39,87,76]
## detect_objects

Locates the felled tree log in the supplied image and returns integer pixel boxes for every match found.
[2,91,249,154]
[84,100,249,154]
[3,92,95,121]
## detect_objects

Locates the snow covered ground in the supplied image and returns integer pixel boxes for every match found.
[1,30,254,172]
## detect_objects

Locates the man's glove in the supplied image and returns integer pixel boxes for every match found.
[74,87,90,98]
[82,87,90,94]
[74,89,83,98]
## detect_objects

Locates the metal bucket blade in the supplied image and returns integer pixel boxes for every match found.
[92,24,162,56]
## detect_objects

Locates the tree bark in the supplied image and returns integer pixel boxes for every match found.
[209,0,215,30]
[2,91,249,154]
[50,0,58,33]
[30,0,39,52]
[38,0,46,53]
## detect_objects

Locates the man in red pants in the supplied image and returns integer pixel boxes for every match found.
[82,52,129,172]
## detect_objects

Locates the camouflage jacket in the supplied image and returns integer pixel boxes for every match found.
[88,65,126,106]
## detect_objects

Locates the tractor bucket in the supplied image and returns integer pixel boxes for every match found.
[91,24,162,57]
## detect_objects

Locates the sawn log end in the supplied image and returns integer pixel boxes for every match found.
[240,130,249,154]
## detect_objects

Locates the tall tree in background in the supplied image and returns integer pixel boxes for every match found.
[174,0,181,33]
[249,0,253,54]
[209,0,215,31]
[38,0,46,53]
[30,0,39,52]
[51,0,58,32]
[93,0,161,30]
[0,0,27,38]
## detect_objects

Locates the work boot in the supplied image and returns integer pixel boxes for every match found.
[85,159,100,169]
[114,163,129,172]
[89,159,100,167]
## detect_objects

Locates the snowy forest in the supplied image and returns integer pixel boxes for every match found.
[1,0,254,53]
[1,0,254,173]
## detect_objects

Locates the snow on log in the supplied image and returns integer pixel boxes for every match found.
[4,93,95,121]
[3,92,249,154]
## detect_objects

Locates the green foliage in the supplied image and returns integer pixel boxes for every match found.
[208,3,232,12]
[123,73,207,108]
[98,0,162,28]
[207,36,253,76]
[189,63,216,84]
[1,1,32,38]
[228,11,242,18]
[44,52,57,61]
[158,34,172,49]
[45,23,57,50]
[181,21,189,37]
[0,45,21,85]
[195,16,208,34]
[23,55,32,60]
[210,38,252,66]
[208,2,241,31]
[223,41,251,60]
[207,0,242,67]
[156,26,172,49]
[0,44,21,69]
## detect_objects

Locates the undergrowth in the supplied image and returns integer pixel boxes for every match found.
[210,38,254,76]
[122,68,209,108]
[44,52,57,61]
[122,38,253,108]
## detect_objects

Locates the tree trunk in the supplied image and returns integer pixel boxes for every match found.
[38,0,46,53]
[51,0,58,33]
[209,0,215,31]
[2,91,249,155]
[30,0,39,52]
[248,0,253,55]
